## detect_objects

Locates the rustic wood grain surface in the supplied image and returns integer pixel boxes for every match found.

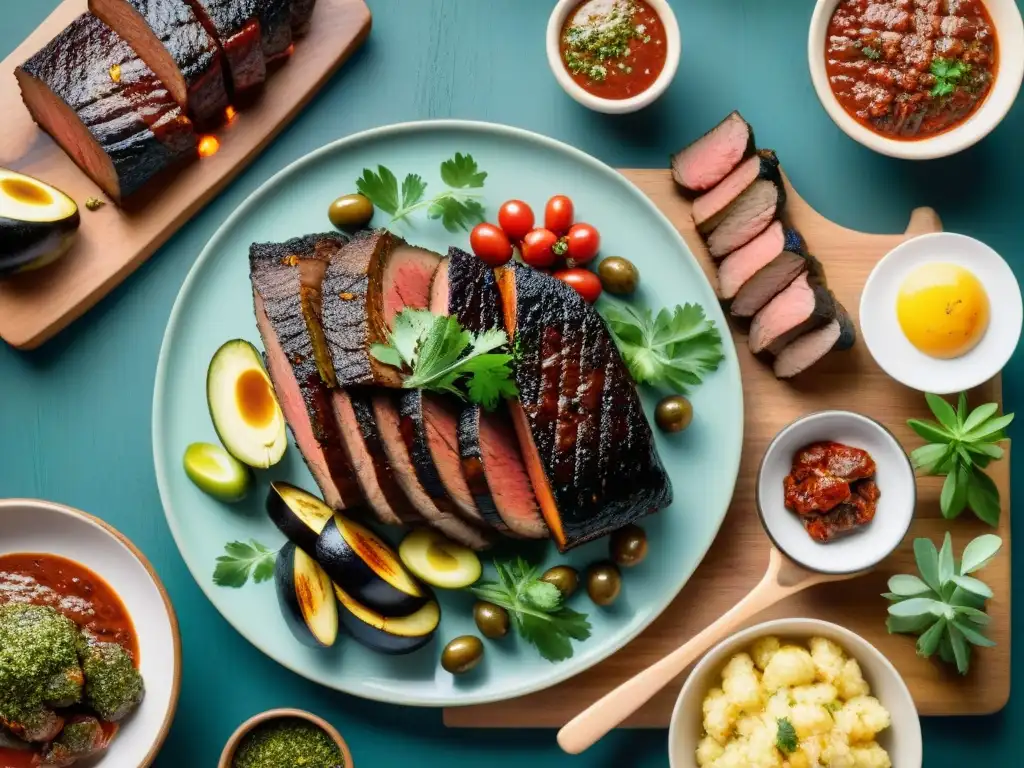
[444,168,1011,728]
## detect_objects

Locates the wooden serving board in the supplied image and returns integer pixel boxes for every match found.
[0,0,371,350]
[444,169,1011,727]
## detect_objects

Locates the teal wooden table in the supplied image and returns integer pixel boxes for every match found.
[1,1,1019,765]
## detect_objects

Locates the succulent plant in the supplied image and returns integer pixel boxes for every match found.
[884,533,1002,675]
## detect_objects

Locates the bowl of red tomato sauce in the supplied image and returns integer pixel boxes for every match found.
[547,0,681,114]
[809,0,1024,159]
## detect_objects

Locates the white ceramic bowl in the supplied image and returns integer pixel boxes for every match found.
[808,0,1024,159]
[757,411,915,575]
[0,499,180,767]
[547,0,681,114]
[668,618,923,768]
[860,232,1022,394]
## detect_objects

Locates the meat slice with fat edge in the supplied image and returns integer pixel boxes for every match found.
[717,222,804,301]
[773,300,857,379]
[497,262,671,551]
[693,150,781,234]
[249,232,363,510]
[671,111,756,197]
[185,0,267,94]
[748,271,835,356]
[705,179,786,259]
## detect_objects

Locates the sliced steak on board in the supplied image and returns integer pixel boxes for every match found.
[16,13,197,203]
[497,262,672,551]
[671,111,755,197]
[717,222,804,301]
[185,0,266,94]
[705,179,786,259]
[90,0,230,126]
[693,150,781,235]
[320,229,440,389]
[749,271,835,356]
[249,233,363,510]
[257,0,293,61]
[774,300,857,379]
[431,248,547,538]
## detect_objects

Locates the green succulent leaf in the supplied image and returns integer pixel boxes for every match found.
[887,613,936,634]
[887,574,932,597]
[947,623,971,674]
[962,402,999,433]
[927,393,959,433]
[953,605,992,626]
[916,617,946,657]
[907,418,952,444]
[950,574,993,599]
[955,392,968,427]
[910,443,950,473]
[951,619,996,648]
[963,413,1014,443]
[888,597,946,617]
[914,537,942,592]
[938,532,955,584]
[967,470,1001,527]
[960,534,1003,575]
[939,467,968,519]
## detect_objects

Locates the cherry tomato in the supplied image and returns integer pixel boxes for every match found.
[497,200,535,241]
[521,228,561,268]
[470,223,513,266]
[564,223,600,267]
[554,268,603,303]
[544,195,575,235]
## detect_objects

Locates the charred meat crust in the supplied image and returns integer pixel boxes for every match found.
[500,263,671,550]
[290,0,316,34]
[443,247,504,333]
[185,0,266,93]
[258,0,293,60]
[457,405,513,534]
[249,233,363,509]
[16,13,197,202]
[671,110,756,198]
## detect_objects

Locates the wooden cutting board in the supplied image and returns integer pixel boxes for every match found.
[0,0,371,350]
[444,168,1011,727]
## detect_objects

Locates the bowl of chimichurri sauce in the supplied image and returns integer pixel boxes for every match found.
[547,0,680,114]
[218,709,353,768]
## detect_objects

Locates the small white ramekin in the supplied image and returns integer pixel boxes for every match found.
[547,0,681,114]
[808,0,1024,159]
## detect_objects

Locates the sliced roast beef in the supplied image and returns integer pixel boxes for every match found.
[321,229,440,389]
[694,150,780,234]
[749,271,835,356]
[249,233,363,510]
[371,391,491,550]
[16,13,197,203]
[258,0,293,61]
[90,0,229,126]
[185,0,266,94]
[671,111,755,197]
[497,263,671,551]
[430,248,505,332]
[730,249,810,318]
[705,179,786,259]
[774,300,857,379]
[290,0,316,34]
[718,222,802,299]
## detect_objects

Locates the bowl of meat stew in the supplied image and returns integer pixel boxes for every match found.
[809,0,1024,159]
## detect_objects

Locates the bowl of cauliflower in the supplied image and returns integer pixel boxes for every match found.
[668,618,921,768]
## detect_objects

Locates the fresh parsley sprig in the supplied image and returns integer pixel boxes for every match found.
[213,539,278,588]
[370,309,518,410]
[599,298,725,393]
[930,58,968,98]
[907,392,1011,525]
[470,557,592,663]
[355,153,487,233]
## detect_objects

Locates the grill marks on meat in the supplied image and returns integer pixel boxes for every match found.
[185,0,266,94]
[90,0,229,126]
[694,150,780,235]
[498,263,671,551]
[749,271,835,355]
[774,301,856,379]
[16,13,197,202]
[705,179,785,259]
[671,111,755,197]
[249,233,363,510]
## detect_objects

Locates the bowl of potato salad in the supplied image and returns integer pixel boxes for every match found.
[668,618,922,768]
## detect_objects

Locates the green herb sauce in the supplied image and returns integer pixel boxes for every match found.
[562,0,643,83]
[233,718,344,768]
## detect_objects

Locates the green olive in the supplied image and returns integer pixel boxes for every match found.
[597,256,640,295]
[473,601,510,639]
[441,635,484,675]
[540,565,580,599]
[182,442,252,502]
[655,395,693,434]
[328,193,374,231]
[586,562,622,606]
[610,524,648,567]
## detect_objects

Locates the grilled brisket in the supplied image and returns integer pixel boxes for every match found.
[16,13,197,202]
[694,150,780,235]
[774,300,857,379]
[90,0,229,126]
[249,233,363,510]
[705,179,785,259]
[671,111,755,197]
[497,263,671,551]
[749,271,835,356]
[290,0,316,34]
[185,0,266,94]
[258,0,293,61]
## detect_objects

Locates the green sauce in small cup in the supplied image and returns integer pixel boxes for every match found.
[233,718,343,768]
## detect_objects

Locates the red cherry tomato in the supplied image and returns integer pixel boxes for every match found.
[497,200,535,241]
[544,195,575,235]
[564,223,600,267]
[520,228,561,268]
[554,268,603,303]
[470,223,513,266]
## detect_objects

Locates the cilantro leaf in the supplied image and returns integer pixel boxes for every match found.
[355,166,400,215]
[427,195,487,232]
[776,717,798,753]
[440,152,487,188]
[213,540,278,588]
[401,173,427,210]
[930,57,967,99]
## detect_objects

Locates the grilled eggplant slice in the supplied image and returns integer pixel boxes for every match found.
[0,169,80,276]
[275,542,338,648]
[266,481,334,555]
[333,584,439,655]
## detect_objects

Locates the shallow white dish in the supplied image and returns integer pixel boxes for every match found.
[860,232,1022,394]
[668,618,922,768]
[808,0,1024,159]
[757,411,915,575]
[0,499,180,768]
[547,0,681,114]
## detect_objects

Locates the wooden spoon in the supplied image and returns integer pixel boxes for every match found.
[556,546,860,754]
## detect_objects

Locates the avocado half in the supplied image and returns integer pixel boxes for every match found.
[0,168,80,276]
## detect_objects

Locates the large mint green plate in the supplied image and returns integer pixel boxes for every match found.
[153,120,743,707]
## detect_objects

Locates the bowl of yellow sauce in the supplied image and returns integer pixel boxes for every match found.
[860,233,1021,394]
